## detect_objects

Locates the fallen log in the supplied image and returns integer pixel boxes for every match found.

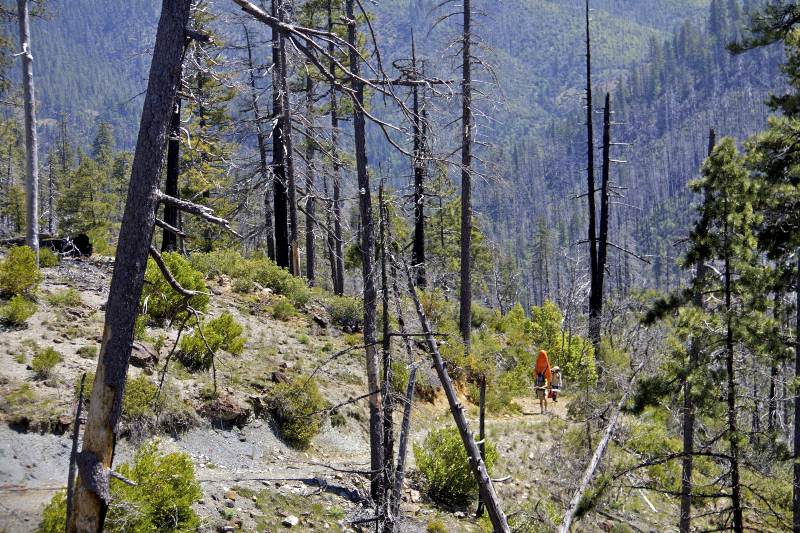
[1,233,92,257]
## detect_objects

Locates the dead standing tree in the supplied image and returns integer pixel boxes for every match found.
[69,2,234,530]
[459,0,474,348]
[17,0,38,260]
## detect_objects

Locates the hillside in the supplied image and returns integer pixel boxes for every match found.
[0,254,663,533]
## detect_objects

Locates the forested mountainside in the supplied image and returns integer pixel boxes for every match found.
[22,0,782,307]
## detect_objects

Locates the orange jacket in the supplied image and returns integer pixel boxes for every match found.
[534,350,551,386]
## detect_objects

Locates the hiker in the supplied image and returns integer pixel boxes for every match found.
[534,349,552,414]
[550,366,563,403]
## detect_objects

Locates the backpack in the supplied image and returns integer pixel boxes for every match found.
[535,372,546,387]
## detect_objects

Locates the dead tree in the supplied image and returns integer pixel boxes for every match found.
[272,0,290,269]
[559,369,640,533]
[345,0,384,504]
[794,250,800,533]
[402,257,511,533]
[162,97,182,252]
[17,0,38,259]
[244,24,276,261]
[327,0,344,294]
[680,128,715,533]
[459,0,474,347]
[585,0,600,347]
[410,33,427,288]
[275,0,300,275]
[70,2,194,530]
[305,55,316,284]
[379,185,395,531]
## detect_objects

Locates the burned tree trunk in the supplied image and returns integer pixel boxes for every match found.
[275,0,300,276]
[411,34,426,288]
[585,0,600,347]
[346,0,383,505]
[272,0,290,269]
[17,0,39,259]
[379,186,395,531]
[458,0,473,347]
[162,98,181,252]
[244,24,275,260]
[70,2,192,530]
[305,65,316,284]
[595,92,611,328]
[328,0,344,294]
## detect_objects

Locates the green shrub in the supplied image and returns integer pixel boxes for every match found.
[1,295,37,326]
[0,246,42,297]
[78,373,158,422]
[390,360,410,395]
[37,440,201,533]
[427,518,447,533]
[251,259,309,307]
[413,426,498,506]
[324,295,363,331]
[31,347,62,378]
[271,296,297,321]
[269,376,328,449]
[179,312,246,371]
[189,248,249,278]
[77,345,98,359]
[46,288,82,308]
[38,248,60,268]
[141,252,209,324]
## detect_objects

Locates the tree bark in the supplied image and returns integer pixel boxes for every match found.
[585,0,600,348]
[70,2,191,530]
[379,186,394,531]
[346,0,383,506]
[275,0,299,276]
[411,34,426,288]
[161,97,181,252]
[327,1,344,295]
[305,65,316,284]
[594,92,611,339]
[243,24,275,261]
[18,0,39,259]
[458,0,473,347]
[272,0,290,269]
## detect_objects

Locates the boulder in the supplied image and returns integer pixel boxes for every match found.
[130,341,159,369]
[199,394,251,426]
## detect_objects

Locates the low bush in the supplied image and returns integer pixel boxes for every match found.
[1,295,37,326]
[141,252,209,325]
[179,312,246,371]
[37,440,201,533]
[324,295,363,331]
[38,248,60,268]
[31,347,62,378]
[77,345,98,359]
[251,260,309,307]
[390,360,410,395]
[0,246,42,297]
[46,288,82,308]
[270,296,297,321]
[269,376,328,449]
[426,518,447,533]
[190,250,310,307]
[78,373,156,421]
[413,426,498,506]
